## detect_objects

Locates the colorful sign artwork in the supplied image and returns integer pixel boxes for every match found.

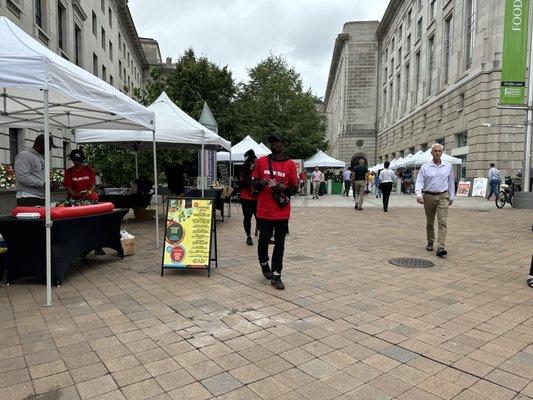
[501,0,530,105]
[457,181,471,197]
[472,178,488,197]
[162,198,213,269]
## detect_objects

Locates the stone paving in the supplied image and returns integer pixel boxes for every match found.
[1,195,532,400]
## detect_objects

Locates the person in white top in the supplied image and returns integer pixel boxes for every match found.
[378,161,396,212]
[311,167,324,199]
[415,143,456,257]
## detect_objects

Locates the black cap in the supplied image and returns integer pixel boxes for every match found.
[267,133,285,144]
[69,149,85,162]
[35,133,59,148]
[244,149,256,159]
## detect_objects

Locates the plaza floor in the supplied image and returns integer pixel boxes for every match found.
[1,194,532,400]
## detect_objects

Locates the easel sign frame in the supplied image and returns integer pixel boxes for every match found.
[161,197,218,277]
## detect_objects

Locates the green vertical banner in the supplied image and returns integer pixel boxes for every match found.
[501,0,529,105]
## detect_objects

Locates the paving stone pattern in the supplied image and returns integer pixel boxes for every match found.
[0,195,532,399]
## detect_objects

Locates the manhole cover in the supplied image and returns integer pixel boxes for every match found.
[389,258,435,268]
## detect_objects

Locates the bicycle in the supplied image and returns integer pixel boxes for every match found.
[495,177,514,209]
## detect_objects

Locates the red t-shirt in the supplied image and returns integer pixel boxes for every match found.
[299,171,307,182]
[64,165,96,199]
[239,169,257,201]
[252,156,298,220]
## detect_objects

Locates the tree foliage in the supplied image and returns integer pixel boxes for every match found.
[86,51,327,185]
[234,55,327,159]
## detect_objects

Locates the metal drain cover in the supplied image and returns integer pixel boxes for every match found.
[389,258,435,268]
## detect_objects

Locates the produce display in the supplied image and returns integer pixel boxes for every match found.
[55,199,98,207]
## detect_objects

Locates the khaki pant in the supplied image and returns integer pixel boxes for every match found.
[354,180,366,209]
[423,192,449,249]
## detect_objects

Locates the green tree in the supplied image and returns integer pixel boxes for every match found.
[234,55,327,159]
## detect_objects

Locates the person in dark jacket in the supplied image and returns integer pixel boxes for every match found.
[239,149,258,246]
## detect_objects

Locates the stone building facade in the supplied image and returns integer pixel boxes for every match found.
[327,0,529,180]
[324,21,380,167]
[0,0,150,167]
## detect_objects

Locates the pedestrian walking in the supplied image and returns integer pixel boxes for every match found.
[374,170,382,198]
[415,143,455,257]
[239,149,258,246]
[352,159,367,210]
[311,167,324,199]
[486,163,502,200]
[379,161,396,212]
[252,133,298,290]
[343,168,352,196]
[298,169,307,196]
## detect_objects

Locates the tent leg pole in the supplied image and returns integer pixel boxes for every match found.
[152,131,159,247]
[43,89,53,307]
[134,151,139,179]
[201,132,205,197]
[228,148,232,217]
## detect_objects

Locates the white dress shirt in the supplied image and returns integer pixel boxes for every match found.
[379,168,396,183]
[488,167,501,181]
[415,160,456,201]
[312,171,324,182]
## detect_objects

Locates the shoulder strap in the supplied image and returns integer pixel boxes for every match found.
[267,155,274,178]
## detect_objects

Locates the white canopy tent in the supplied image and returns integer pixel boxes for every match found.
[402,148,462,169]
[304,150,346,169]
[216,135,270,162]
[76,91,231,193]
[0,16,156,306]
[77,92,230,150]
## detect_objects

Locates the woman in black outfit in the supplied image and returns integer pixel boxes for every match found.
[378,161,396,212]
[239,149,258,245]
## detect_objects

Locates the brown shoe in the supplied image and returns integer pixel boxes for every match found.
[426,242,434,251]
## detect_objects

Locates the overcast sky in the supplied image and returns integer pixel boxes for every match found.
[129,0,389,99]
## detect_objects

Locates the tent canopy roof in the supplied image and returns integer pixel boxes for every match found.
[75,92,230,150]
[217,135,271,162]
[401,149,462,168]
[304,150,346,168]
[0,17,154,131]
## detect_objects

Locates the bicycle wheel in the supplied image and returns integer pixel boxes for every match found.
[495,192,507,209]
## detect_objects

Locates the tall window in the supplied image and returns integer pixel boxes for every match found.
[398,24,402,39]
[417,17,423,39]
[109,41,113,61]
[396,73,401,116]
[415,51,421,104]
[118,33,122,52]
[108,7,112,27]
[428,36,435,96]
[389,82,393,111]
[92,12,97,36]
[93,53,98,76]
[407,8,412,25]
[110,75,114,86]
[101,0,105,12]
[405,63,410,111]
[102,65,107,81]
[429,0,436,21]
[383,88,387,117]
[35,0,43,28]
[384,66,388,82]
[9,128,20,165]
[119,60,122,78]
[57,2,65,50]
[456,131,468,147]
[465,0,476,68]
[417,0,422,9]
[407,34,411,53]
[75,25,82,66]
[398,48,402,66]
[101,28,106,49]
[444,15,453,84]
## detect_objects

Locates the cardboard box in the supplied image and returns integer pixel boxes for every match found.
[121,237,135,256]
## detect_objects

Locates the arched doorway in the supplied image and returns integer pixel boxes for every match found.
[350,153,368,168]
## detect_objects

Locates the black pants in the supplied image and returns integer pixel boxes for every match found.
[380,182,393,211]
[16,197,45,206]
[344,181,351,195]
[257,218,289,274]
[240,199,257,237]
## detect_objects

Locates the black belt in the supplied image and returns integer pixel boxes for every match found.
[423,190,448,195]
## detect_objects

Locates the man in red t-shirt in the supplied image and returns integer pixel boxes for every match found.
[64,149,97,200]
[252,134,298,290]
[298,170,307,196]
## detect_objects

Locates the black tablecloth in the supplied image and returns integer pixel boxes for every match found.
[0,209,128,284]
[98,193,152,209]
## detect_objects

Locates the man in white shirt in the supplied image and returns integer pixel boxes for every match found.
[415,143,455,257]
[342,168,352,196]
[311,167,324,199]
[486,163,501,200]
